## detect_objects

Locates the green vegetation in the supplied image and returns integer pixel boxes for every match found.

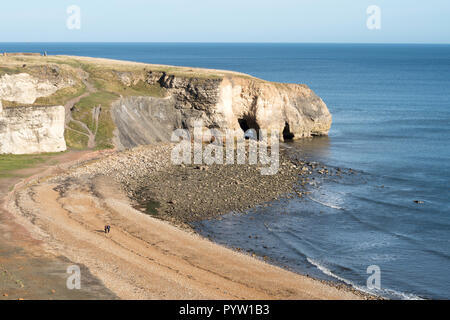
[69,91,119,150]
[83,64,167,97]
[0,153,60,178]
[1,81,85,108]
[35,81,86,106]
[72,91,118,131]
[0,67,22,76]
[94,106,116,150]
[46,57,87,69]
[144,200,161,216]
[1,62,87,108]
[79,57,227,80]
[66,63,169,150]
[64,129,89,150]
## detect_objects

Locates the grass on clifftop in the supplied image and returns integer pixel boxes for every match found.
[1,81,86,108]
[69,55,231,80]
[35,81,87,106]
[0,66,23,76]
[1,62,87,108]
[83,63,168,98]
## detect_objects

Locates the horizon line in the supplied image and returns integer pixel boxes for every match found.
[0,41,449,45]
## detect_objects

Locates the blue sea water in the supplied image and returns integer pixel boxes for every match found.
[1,43,449,299]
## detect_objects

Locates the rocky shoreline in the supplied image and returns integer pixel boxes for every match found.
[129,150,309,226]
[58,142,321,227]
[46,142,379,299]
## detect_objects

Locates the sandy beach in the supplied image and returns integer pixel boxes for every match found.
[0,150,118,300]
[3,143,370,300]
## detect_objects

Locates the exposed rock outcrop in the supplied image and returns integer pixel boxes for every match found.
[0,72,71,104]
[215,77,332,138]
[113,72,332,149]
[0,102,66,154]
[112,96,183,150]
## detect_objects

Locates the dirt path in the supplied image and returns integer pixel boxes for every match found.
[64,75,98,149]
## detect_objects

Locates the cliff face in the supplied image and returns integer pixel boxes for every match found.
[0,55,331,154]
[0,103,66,154]
[113,72,332,149]
[0,70,69,154]
[112,96,183,149]
[215,77,332,138]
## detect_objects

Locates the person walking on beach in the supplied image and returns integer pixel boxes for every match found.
[107,225,111,233]
[104,225,108,234]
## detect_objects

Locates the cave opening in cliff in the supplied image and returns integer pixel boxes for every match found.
[283,122,295,141]
[238,116,260,140]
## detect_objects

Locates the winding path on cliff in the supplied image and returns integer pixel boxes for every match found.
[64,75,99,149]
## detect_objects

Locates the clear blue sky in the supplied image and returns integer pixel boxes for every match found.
[1,0,449,43]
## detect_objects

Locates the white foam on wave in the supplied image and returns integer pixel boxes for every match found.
[306,257,423,300]
[307,196,343,210]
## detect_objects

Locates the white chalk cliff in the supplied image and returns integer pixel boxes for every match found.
[0,101,67,154]
[0,71,68,154]
[112,72,332,149]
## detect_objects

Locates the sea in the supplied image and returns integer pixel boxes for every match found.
[1,43,449,299]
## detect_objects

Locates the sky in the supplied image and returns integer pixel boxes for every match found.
[0,0,449,43]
